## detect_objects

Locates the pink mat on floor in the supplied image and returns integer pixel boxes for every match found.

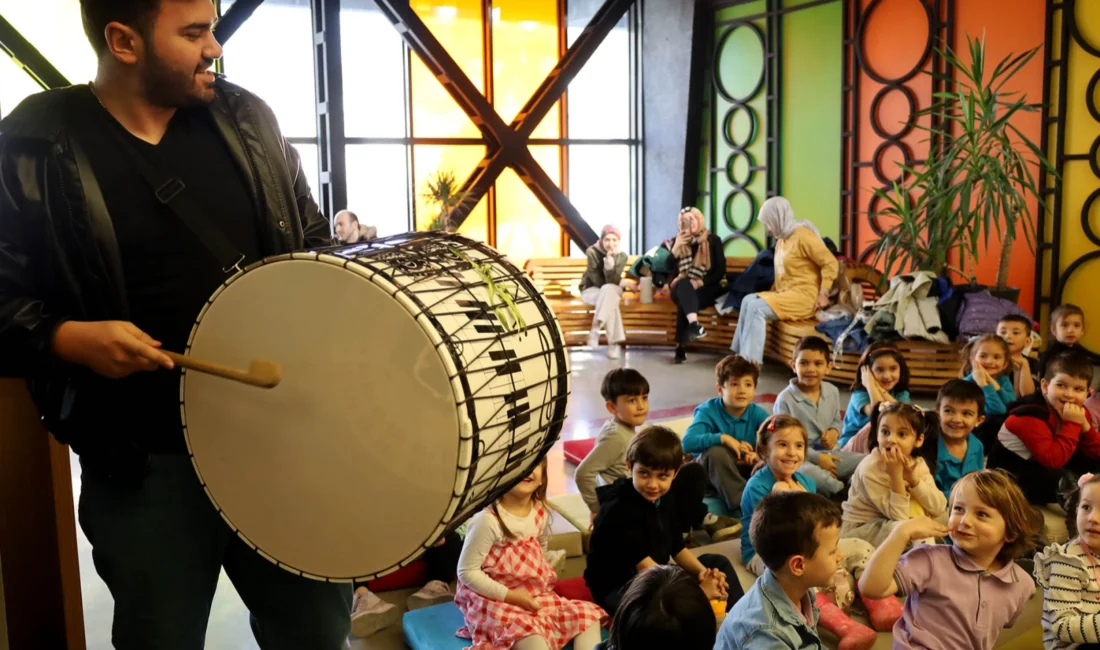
[553,576,596,603]
[563,438,597,465]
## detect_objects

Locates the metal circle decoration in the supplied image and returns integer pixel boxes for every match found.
[855,0,935,85]
[870,85,918,140]
[722,105,758,149]
[1091,135,1100,180]
[1082,188,1100,249]
[872,140,911,185]
[1088,68,1100,123]
[1070,0,1100,59]
[722,233,763,255]
[867,191,911,237]
[1055,250,1100,358]
[713,22,767,103]
[726,149,758,188]
[722,188,758,234]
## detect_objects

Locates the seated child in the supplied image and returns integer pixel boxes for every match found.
[961,333,1016,448]
[989,351,1100,505]
[351,532,463,638]
[859,470,1039,650]
[716,492,877,650]
[1035,473,1100,649]
[456,457,606,650]
[585,426,743,615]
[933,379,986,500]
[840,343,912,452]
[997,313,1037,397]
[576,368,738,540]
[594,565,717,650]
[683,354,769,514]
[773,336,864,496]
[1039,303,1085,378]
[841,402,946,546]
[741,415,896,634]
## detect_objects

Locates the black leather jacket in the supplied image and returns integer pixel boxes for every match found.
[0,79,331,454]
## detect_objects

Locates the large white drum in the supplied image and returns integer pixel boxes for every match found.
[181,232,569,581]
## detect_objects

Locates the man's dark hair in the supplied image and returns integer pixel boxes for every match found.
[1045,350,1094,383]
[81,0,161,56]
[998,314,1032,330]
[793,336,832,361]
[601,368,649,403]
[936,378,987,417]
[750,492,842,572]
[626,426,682,472]
[606,566,716,650]
[715,354,759,386]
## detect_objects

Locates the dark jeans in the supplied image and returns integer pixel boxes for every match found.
[973,414,1006,452]
[597,553,745,615]
[697,446,753,515]
[78,454,352,650]
[670,279,723,344]
[669,462,709,533]
[987,441,1092,505]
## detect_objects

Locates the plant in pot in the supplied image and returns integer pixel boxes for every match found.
[872,35,1057,304]
[421,170,468,232]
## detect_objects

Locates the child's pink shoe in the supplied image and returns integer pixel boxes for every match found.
[815,592,877,650]
[859,591,903,632]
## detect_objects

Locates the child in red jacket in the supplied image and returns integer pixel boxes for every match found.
[989,351,1100,505]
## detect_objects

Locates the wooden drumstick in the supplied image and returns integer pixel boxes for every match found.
[163,351,282,389]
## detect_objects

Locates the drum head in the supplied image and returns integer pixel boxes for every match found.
[183,259,459,580]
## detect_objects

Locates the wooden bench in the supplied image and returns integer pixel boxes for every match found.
[765,262,964,394]
[524,256,752,351]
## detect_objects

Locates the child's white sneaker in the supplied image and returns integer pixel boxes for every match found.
[406,580,454,610]
[350,586,400,638]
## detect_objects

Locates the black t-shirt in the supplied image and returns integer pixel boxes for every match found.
[73,87,262,452]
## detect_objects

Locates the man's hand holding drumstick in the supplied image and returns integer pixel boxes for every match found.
[51,320,174,378]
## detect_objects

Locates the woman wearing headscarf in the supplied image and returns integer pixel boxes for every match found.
[729,196,839,363]
[580,225,631,359]
[666,207,726,364]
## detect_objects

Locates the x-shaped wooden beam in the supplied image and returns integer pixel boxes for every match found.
[375,0,636,248]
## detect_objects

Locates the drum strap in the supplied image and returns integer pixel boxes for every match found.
[104,124,246,274]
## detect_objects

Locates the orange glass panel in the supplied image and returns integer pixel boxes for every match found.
[413,145,488,242]
[411,0,485,137]
[494,146,562,261]
[491,0,561,139]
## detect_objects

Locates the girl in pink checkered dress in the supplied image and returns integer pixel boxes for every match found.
[455,458,607,650]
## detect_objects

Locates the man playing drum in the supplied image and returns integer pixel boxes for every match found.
[0,0,350,648]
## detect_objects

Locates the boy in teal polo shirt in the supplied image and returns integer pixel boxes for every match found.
[934,379,987,500]
[683,354,769,514]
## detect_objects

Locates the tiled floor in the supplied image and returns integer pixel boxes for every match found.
[74,347,842,649]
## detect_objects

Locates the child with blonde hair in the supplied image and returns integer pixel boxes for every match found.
[860,470,1039,649]
[841,402,946,546]
[456,457,606,650]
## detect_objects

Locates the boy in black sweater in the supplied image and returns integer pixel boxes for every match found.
[1038,303,1084,378]
[584,426,745,615]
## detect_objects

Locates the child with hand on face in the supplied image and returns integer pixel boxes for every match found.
[683,355,769,516]
[933,379,987,500]
[989,352,1100,506]
[841,402,946,547]
[455,458,607,650]
[1039,304,1086,378]
[997,314,1038,397]
[839,343,912,452]
[1035,473,1100,650]
[859,470,1039,650]
[961,333,1016,448]
[773,336,864,496]
[717,492,878,650]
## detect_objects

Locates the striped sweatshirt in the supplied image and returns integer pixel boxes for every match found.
[1035,539,1100,648]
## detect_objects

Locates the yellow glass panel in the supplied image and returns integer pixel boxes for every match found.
[495,146,562,261]
[413,145,488,238]
[411,0,484,137]
[3,0,96,85]
[491,0,560,139]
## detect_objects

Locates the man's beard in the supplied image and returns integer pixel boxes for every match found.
[141,45,214,108]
